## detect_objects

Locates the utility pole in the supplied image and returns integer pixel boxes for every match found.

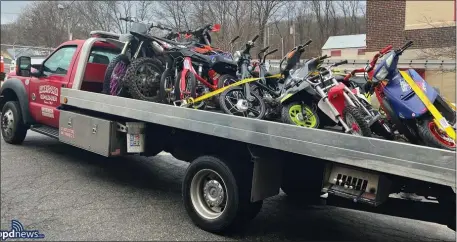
[274,21,283,58]
[58,4,73,40]
[293,23,296,47]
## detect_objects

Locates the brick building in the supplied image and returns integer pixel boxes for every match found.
[366,0,456,101]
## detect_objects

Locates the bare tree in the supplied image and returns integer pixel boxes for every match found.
[252,0,285,52]
[0,0,368,58]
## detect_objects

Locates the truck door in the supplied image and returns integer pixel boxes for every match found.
[28,45,78,128]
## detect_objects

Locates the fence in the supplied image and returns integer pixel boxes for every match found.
[267,59,456,72]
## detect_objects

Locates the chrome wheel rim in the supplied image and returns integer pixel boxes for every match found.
[190,169,227,220]
[1,109,14,137]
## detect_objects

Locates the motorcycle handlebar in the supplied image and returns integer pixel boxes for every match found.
[260,46,270,53]
[308,70,329,82]
[265,49,278,56]
[318,55,329,61]
[380,45,393,54]
[230,36,240,44]
[251,35,259,43]
[303,39,312,46]
[400,40,414,51]
[334,60,348,67]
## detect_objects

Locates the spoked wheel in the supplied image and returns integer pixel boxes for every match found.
[123,57,164,102]
[281,102,320,128]
[418,118,456,150]
[343,105,372,137]
[103,54,130,96]
[219,86,266,119]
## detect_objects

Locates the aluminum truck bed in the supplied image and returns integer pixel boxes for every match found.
[60,88,456,189]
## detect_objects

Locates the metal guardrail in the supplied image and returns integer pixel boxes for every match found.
[267,59,456,71]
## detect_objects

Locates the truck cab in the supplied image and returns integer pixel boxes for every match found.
[0,39,120,131]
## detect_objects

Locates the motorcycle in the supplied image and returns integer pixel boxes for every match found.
[102,17,181,97]
[163,31,242,109]
[280,55,388,137]
[123,23,230,103]
[361,41,456,150]
[216,34,274,118]
[219,41,314,120]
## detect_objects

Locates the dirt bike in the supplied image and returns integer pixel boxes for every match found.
[171,35,287,112]
[162,32,241,108]
[123,23,230,103]
[281,56,388,137]
[101,17,183,97]
[360,41,456,150]
[219,40,315,120]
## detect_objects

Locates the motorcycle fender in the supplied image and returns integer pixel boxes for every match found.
[318,99,338,123]
[280,93,294,103]
[327,83,346,116]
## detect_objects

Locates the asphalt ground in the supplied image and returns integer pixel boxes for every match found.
[1,131,455,241]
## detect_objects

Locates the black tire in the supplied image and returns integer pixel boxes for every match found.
[214,74,237,108]
[219,86,266,119]
[281,157,325,203]
[102,54,130,96]
[182,155,262,233]
[1,101,28,144]
[372,120,395,140]
[343,105,372,137]
[281,101,320,128]
[417,118,456,150]
[159,68,175,104]
[123,57,164,102]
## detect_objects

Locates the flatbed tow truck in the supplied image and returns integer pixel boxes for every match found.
[1,36,455,233]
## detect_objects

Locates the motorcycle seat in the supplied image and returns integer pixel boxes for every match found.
[334,75,345,83]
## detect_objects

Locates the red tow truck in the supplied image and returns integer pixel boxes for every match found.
[0,35,455,233]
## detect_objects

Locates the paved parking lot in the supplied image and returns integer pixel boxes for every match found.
[1,131,455,241]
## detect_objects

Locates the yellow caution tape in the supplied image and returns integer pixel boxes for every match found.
[179,73,283,106]
[399,70,455,140]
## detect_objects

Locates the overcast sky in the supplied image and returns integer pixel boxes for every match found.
[1,1,31,24]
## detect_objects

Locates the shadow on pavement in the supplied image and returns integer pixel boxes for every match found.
[15,134,454,241]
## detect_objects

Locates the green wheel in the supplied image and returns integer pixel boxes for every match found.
[281,102,320,128]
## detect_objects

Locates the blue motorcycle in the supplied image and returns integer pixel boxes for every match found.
[366,41,456,150]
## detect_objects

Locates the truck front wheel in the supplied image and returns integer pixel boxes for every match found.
[1,101,27,144]
[182,155,262,233]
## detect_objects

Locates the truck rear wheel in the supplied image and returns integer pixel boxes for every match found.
[1,101,27,144]
[182,155,262,233]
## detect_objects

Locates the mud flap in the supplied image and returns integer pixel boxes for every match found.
[248,145,283,202]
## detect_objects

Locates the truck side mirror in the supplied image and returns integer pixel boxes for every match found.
[16,56,32,77]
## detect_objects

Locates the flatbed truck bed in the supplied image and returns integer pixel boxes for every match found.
[59,88,456,188]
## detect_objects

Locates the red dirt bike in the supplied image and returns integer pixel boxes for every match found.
[160,25,240,108]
